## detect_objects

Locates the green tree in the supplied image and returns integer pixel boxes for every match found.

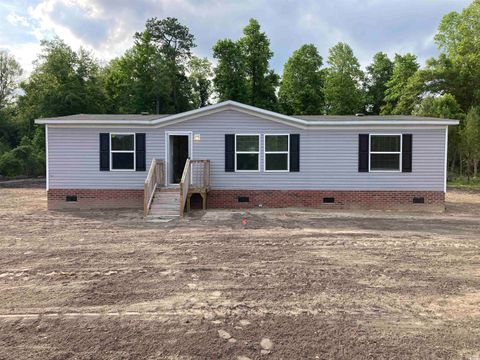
[0,51,23,109]
[461,107,480,177]
[435,0,480,110]
[144,17,195,112]
[14,37,107,143]
[278,44,325,115]
[212,19,278,109]
[414,93,465,173]
[381,53,419,114]
[18,38,106,122]
[0,106,17,152]
[324,42,364,115]
[103,18,195,114]
[130,30,170,114]
[365,52,393,114]
[239,19,279,110]
[393,70,427,115]
[213,39,248,103]
[413,93,463,119]
[0,129,45,177]
[188,57,213,108]
[101,54,137,114]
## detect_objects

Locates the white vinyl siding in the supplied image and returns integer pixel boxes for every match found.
[47,109,447,191]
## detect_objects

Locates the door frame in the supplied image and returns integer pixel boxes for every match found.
[165,131,193,186]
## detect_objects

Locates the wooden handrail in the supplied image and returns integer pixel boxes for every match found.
[179,158,191,217]
[144,159,164,216]
[189,160,210,189]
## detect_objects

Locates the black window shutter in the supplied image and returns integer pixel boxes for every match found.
[290,134,300,172]
[136,133,146,171]
[99,133,110,171]
[225,134,235,172]
[402,134,412,173]
[358,134,369,172]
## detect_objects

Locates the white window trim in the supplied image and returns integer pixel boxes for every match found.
[369,134,402,173]
[110,132,136,171]
[264,134,290,172]
[235,134,260,172]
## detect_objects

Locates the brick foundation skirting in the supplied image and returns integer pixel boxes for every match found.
[207,190,445,211]
[48,188,445,212]
[48,189,144,210]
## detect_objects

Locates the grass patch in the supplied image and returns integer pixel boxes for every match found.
[448,176,480,189]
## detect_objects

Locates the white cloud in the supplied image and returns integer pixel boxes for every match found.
[0,42,41,79]
[0,0,473,76]
[7,12,30,27]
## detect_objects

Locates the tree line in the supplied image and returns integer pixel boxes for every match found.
[1,0,480,179]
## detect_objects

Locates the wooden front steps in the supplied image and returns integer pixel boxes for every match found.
[144,158,210,218]
[147,189,180,219]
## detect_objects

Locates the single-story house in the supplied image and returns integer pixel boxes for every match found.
[35,100,459,216]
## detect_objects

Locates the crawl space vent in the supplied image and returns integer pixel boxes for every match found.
[237,196,250,203]
[66,195,78,202]
[413,197,425,204]
[323,197,335,204]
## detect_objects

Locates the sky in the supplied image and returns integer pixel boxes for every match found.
[0,0,472,77]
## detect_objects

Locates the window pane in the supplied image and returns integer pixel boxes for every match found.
[371,154,400,171]
[112,152,134,169]
[265,135,288,152]
[236,154,258,170]
[111,134,134,150]
[236,136,259,152]
[371,135,400,152]
[266,153,288,170]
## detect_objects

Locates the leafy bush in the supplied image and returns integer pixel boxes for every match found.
[0,129,45,178]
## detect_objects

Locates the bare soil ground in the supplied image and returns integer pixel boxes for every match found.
[0,188,479,360]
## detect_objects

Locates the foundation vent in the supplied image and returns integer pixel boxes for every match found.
[323,197,335,204]
[66,195,78,202]
[413,197,425,204]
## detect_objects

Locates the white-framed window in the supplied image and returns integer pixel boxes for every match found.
[369,134,402,172]
[264,134,289,172]
[235,134,260,171]
[110,133,135,171]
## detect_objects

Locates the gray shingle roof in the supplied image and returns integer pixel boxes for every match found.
[35,101,459,126]
[292,115,453,122]
[38,114,169,121]
[39,113,454,122]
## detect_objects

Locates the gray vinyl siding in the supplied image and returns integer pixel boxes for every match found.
[47,109,447,191]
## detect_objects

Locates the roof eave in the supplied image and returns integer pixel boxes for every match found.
[34,101,460,127]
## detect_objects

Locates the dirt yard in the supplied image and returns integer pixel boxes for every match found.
[0,188,479,359]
